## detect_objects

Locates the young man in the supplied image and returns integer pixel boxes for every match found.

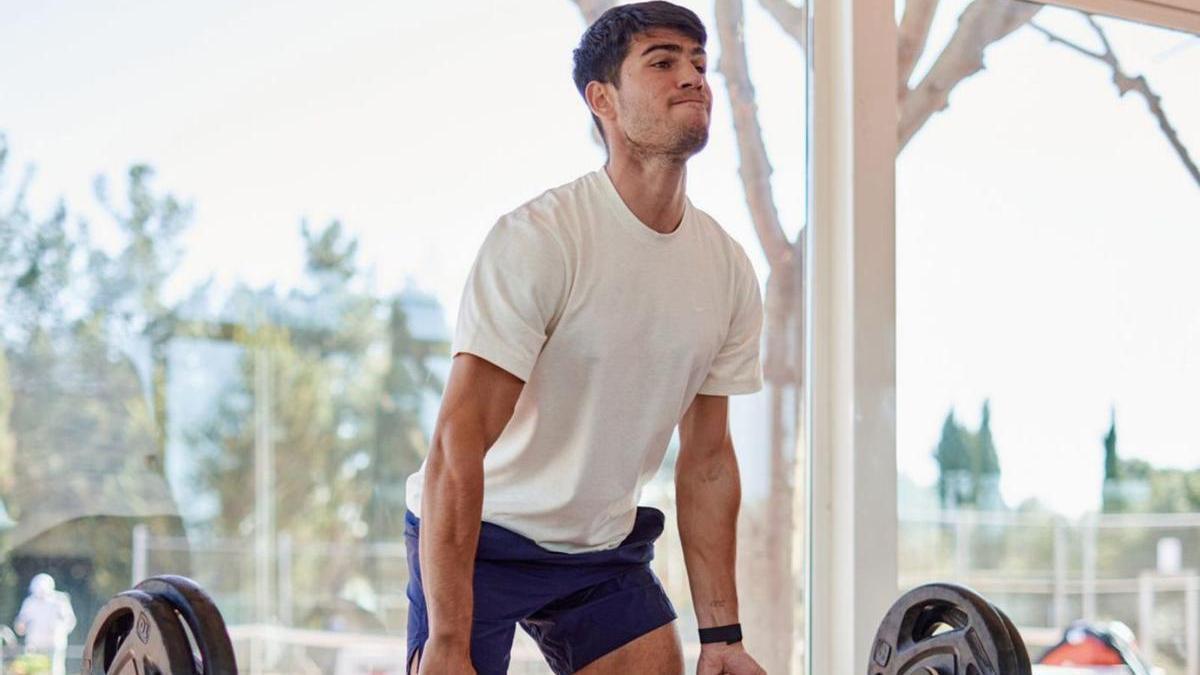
[404,3,766,673]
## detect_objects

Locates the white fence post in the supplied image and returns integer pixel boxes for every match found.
[1053,518,1068,629]
[253,346,275,673]
[1186,573,1198,675]
[1082,514,1097,623]
[1138,572,1156,669]
[278,532,293,627]
[131,524,149,586]
[954,510,970,579]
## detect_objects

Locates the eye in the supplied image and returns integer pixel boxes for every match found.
[653,61,671,69]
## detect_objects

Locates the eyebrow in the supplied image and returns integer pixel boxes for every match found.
[639,43,707,58]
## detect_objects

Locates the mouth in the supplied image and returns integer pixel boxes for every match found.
[672,100,709,112]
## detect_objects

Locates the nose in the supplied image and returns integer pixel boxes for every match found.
[679,62,705,91]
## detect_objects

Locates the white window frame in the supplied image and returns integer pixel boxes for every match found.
[805,0,1200,673]
[1047,0,1200,31]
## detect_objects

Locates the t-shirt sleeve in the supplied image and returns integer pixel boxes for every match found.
[452,215,568,382]
[699,256,764,396]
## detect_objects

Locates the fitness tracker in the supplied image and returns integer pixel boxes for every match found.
[698,623,743,645]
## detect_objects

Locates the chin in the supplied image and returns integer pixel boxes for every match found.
[682,122,710,144]
[674,130,709,156]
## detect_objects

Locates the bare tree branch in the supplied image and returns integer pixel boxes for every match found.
[898,0,940,98]
[900,0,1041,150]
[1029,16,1200,188]
[716,0,793,268]
[757,0,807,50]
[1027,21,1103,59]
[1084,14,1116,53]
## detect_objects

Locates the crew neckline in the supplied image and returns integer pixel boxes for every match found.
[594,167,691,242]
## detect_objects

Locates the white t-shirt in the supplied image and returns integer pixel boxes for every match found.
[405,168,763,553]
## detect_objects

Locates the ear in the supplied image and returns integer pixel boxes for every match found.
[585,80,618,127]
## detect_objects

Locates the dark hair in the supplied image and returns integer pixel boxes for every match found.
[572,1,707,144]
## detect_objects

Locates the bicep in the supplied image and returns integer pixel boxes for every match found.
[433,353,525,455]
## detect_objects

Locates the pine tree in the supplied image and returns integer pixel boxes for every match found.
[976,401,1000,476]
[973,400,1002,509]
[934,402,1004,510]
[934,410,971,508]
[1103,407,1119,481]
[1101,407,1124,512]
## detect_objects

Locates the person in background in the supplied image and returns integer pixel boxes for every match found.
[15,573,76,675]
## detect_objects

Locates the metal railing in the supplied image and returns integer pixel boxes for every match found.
[899,510,1200,675]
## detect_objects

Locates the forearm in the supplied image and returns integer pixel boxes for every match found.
[676,448,742,628]
[420,435,485,647]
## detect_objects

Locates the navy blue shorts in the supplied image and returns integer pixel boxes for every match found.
[405,507,677,675]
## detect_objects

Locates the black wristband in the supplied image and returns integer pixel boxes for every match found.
[698,623,742,645]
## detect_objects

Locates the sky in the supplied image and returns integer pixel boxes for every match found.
[1,0,1197,517]
[897,2,1200,514]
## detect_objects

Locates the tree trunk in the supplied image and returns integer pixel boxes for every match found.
[738,236,805,672]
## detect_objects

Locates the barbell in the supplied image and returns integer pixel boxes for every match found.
[81,576,1029,674]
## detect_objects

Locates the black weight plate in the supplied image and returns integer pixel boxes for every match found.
[868,582,1015,675]
[988,601,1032,675]
[82,589,194,675]
[947,585,1024,675]
[955,587,1019,675]
[135,575,238,675]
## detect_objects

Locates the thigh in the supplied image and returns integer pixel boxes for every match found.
[576,622,683,675]
[521,565,678,674]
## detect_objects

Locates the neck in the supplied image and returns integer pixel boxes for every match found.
[604,152,688,235]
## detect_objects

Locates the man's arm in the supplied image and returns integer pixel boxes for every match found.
[676,394,766,673]
[676,393,741,630]
[418,353,524,671]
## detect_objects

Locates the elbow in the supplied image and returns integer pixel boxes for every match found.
[424,423,486,488]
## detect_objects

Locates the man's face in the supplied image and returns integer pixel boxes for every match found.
[608,28,711,159]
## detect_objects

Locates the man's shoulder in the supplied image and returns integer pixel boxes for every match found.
[487,171,600,255]
[501,170,599,227]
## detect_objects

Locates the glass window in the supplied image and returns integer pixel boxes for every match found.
[897,1,1200,673]
[0,2,809,672]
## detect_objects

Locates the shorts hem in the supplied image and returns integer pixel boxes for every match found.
[565,606,678,674]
